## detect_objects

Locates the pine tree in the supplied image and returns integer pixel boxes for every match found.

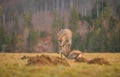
[0,7,2,17]
[23,12,33,51]
[52,13,65,51]
[69,4,79,34]
[52,12,65,32]
[109,23,120,52]
[0,7,5,52]
[87,19,107,52]
[0,25,5,51]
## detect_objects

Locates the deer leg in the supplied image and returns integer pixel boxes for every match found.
[66,40,71,52]
[60,52,62,58]
[69,40,72,50]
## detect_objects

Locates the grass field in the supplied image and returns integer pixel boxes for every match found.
[0,53,120,77]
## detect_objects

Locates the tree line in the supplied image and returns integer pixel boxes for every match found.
[0,0,120,52]
[52,2,120,52]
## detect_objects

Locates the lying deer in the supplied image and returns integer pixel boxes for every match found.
[58,44,83,59]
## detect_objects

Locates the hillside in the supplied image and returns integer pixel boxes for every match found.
[0,0,120,52]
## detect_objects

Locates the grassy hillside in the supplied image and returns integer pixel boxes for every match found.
[0,53,120,77]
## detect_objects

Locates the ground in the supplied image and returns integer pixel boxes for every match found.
[0,53,120,77]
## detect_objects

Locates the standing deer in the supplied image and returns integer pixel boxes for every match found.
[57,29,83,59]
[57,29,72,58]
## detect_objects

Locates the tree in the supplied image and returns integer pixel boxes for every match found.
[87,19,107,52]
[11,12,20,50]
[109,23,120,52]
[0,7,5,52]
[0,7,2,16]
[23,12,33,51]
[91,0,104,19]
[52,12,65,32]
[0,25,5,51]
[100,4,112,20]
[28,30,39,52]
[71,33,83,51]
[52,12,65,51]
[69,4,79,34]
[108,16,117,32]
[68,4,84,51]
[13,12,19,36]
[40,31,48,38]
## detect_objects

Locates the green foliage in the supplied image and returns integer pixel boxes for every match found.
[108,16,117,32]
[40,31,48,38]
[52,13,58,31]
[71,33,83,51]
[0,25,5,51]
[52,12,65,32]
[69,4,79,34]
[28,30,39,52]
[52,13,65,51]
[13,12,19,36]
[108,25,120,52]
[79,16,93,31]
[116,5,120,19]
[91,0,104,19]
[0,7,2,16]
[52,35,59,52]
[23,12,35,52]
[100,4,112,20]
[59,17,65,29]
[23,12,33,30]
[86,3,120,52]
[68,4,84,51]
[87,19,107,52]
[4,34,16,52]
[0,15,17,52]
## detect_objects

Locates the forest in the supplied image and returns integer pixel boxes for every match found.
[0,0,120,52]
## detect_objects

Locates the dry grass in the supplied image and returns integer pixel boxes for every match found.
[0,53,120,77]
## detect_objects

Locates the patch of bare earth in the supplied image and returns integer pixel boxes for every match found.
[87,58,111,65]
[75,57,111,66]
[26,55,69,66]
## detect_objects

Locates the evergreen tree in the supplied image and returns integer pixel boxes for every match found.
[0,25,5,51]
[68,4,83,50]
[100,4,112,20]
[23,12,34,51]
[71,33,83,51]
[0,7,2,17]
[69,4,79,34]
[52,12,65,32]
[87,19,107,52]
[109,23,120,52]
[52,12,65,51]
[11,12,19,50]
[0,7,5,52]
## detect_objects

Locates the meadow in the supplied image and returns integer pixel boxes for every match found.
[0,53,120,77]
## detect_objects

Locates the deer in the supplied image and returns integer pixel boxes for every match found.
[57,29,83,59]
[57,29,72,58]
[58,43,83,59]
[68,50,83,59]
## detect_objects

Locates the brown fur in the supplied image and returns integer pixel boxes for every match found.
[68,50,83,59]
[57,29,72,58]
